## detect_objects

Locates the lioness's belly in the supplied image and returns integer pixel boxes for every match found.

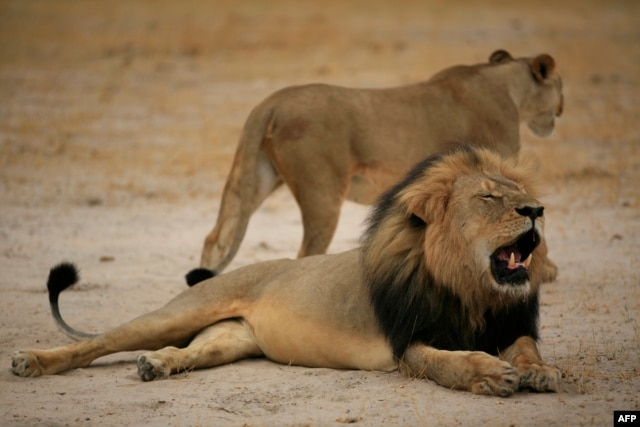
[246,298,396,372]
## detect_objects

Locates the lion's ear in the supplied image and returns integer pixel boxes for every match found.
[403,184,450,226]
[405,193,429,224]
[531,54,556,82]
[489,49,513,63]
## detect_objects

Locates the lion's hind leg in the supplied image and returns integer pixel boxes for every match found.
[12,350,47,377]
[500,336,560,392]
[137,319,262,381]
[11,338,121,378]
[399,344,519,396]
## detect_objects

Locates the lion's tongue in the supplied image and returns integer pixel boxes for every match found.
[497,247,525,270]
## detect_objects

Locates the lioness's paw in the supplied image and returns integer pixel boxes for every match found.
[540,257,558,283]
[467,353,519,397]
[519,363,560,392]
[11,351,43,377]
[137,354,170,382]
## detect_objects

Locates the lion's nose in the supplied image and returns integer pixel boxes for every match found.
[515,205,544,220]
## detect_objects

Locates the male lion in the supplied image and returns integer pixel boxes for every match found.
[12,147,560,396]
[190,49,563,283]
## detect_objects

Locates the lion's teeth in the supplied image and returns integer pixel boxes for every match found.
[508,252,516,269]
[524,253,532,268]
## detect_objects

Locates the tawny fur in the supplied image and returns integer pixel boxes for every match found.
[195,49,563,278]
[12,147,560,396]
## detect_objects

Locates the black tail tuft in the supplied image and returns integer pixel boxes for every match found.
[185,268,216,287]
[47,262,79,303]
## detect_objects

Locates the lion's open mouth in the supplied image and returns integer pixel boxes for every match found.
[490,227,540,286]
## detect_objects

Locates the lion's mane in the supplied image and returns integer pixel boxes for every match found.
[361,146,541,360]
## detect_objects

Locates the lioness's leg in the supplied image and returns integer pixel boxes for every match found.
[296,191,344,257]
[540,256,558,283]
[499,336,560,392]
[137,320,263,381]
[282,170,347,257]
[536,239,558,283]
[265,124,351,258]
[399,344,519,396]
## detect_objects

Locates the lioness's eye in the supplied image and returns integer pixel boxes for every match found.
[480,194,495,200]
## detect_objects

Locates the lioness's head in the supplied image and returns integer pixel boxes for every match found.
[363,146,547,314]
[489,49,563,138]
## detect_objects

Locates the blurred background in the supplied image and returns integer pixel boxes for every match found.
[1,0,638,208]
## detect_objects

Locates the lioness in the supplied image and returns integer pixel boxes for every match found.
[191,49,563,283]
[12,147,560,396]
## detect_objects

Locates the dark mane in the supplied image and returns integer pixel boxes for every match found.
[365,153,443,231]
[361,147,539,360]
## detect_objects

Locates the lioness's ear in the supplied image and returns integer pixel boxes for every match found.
[489,49,513,63]
[531,54,556,82]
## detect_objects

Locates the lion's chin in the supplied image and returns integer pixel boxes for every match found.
[490,227,540,288]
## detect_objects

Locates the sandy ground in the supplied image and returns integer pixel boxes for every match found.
[1,0,639,425]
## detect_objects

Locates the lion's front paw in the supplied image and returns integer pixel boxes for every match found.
[518,363,560,392]
[137,353,170,382]
[466,352,519,397]
[11,351,43,378]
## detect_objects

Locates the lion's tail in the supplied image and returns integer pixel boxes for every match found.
[187,103,281,286]
[47,262,98,341]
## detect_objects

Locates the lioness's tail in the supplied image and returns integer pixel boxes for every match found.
[187,103,282,286]
[47,263,98,340]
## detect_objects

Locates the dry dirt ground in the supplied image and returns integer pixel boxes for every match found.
[1,1,639,426]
